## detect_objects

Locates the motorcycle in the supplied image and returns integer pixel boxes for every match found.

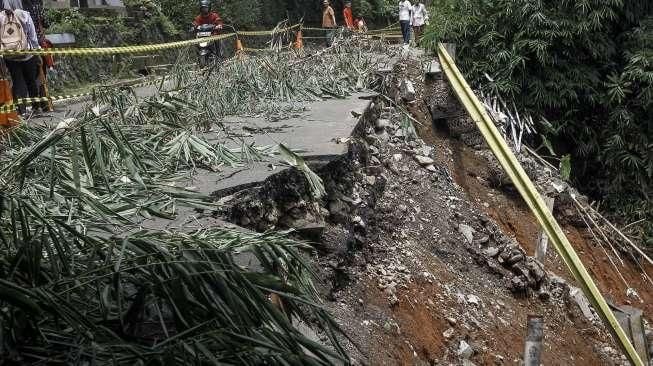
[194,23,223,67]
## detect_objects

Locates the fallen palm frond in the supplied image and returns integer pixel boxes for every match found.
[0,225,347,365]
[236,140,276,164]
[278,143,326,199]
[183,38,377,119]
[268,20,295,52]
[480,88,537,153]
[0,36,384,363]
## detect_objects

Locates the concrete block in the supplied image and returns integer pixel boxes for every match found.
[425,59,442,76]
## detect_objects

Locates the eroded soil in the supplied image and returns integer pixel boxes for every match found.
[218,55,652,365]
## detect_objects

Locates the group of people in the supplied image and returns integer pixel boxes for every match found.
[321,0,428,48]
[399,0,429,48]
[0,0,430,119]
[0,0,53,117]
[321,1,368,47]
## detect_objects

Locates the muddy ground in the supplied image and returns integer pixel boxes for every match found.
[215,56,653,365]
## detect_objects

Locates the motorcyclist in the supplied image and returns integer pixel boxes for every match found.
[192,0,224,61]
[192,0,223,31]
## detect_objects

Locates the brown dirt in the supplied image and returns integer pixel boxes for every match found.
[360,264,608,366]
[421,122,653,320]
[323,112,618,365]
[319,58,651,365]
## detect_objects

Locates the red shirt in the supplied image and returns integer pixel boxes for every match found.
[193,12,223,27]
[343,7,354,29]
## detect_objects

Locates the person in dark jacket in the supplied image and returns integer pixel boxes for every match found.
[0,0,40,117]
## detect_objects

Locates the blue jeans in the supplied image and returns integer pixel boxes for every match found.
[400,20,411,44]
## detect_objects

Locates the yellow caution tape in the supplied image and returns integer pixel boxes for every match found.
[243,47,280,53]
[0,93,91,113]
[369,33,403,38]
[303,23,398,33]
[366,28,401,34]
[0,73,169,113]
[0,33,236,57]
[0,24,300,57]
[301,27,334,31]
[238,24,300,36]
[437,43,644,366]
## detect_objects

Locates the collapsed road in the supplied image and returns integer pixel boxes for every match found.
[3,41,652,365]
[210,53,653,364]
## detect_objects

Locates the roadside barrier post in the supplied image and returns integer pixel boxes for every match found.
[534,197,555,265]
[523,315,544,366]
[0,78,18,126]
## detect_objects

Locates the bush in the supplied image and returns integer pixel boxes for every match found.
[423,0,653,245]
[44,4,180,92]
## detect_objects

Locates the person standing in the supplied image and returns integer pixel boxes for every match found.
[398,0,412,48]
[36,29,54,112]
[343,1,354,30]
[0,0,40,117]
[23,0,50,113]
[412,1,428,45]
[20,0,45,34]
[322,0,336,47]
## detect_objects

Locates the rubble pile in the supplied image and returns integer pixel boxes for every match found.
[221,168,325,233]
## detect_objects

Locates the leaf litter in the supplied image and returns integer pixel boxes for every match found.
[0,36,391,364]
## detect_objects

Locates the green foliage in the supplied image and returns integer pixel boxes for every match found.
[560,154,571,181]
[221,0,262,27]
[43,4,180,92]
[152,0,394,31]
[424,0,653,244]
[353,0,373,19]
[0,44,375,362]
[154,0,196,32]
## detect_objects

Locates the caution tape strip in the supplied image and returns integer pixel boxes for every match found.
[0,25,300,57]
[0,33,236,56]
[243,47,282,53]
[366,28,401,34]
[303,23,399,32]
[0,93,91,112]
[437,43,644,366]
[0,43,293,113]
[369,33,403,38]
[0,73,170,113]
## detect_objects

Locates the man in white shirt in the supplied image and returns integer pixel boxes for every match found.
[412,1,428,45]
[398,0,412,46]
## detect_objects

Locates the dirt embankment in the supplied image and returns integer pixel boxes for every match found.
[217,56,652,365]
[410,62,653,321]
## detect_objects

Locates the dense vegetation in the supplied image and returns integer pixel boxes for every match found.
[153,0,398,31]
[424,0,653,246]
[43,1,178,91]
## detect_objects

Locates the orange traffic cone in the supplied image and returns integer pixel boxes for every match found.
[0,79,18,127]
[0,59,18,127]
[294,30,303,50]
[235,37,244,54]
